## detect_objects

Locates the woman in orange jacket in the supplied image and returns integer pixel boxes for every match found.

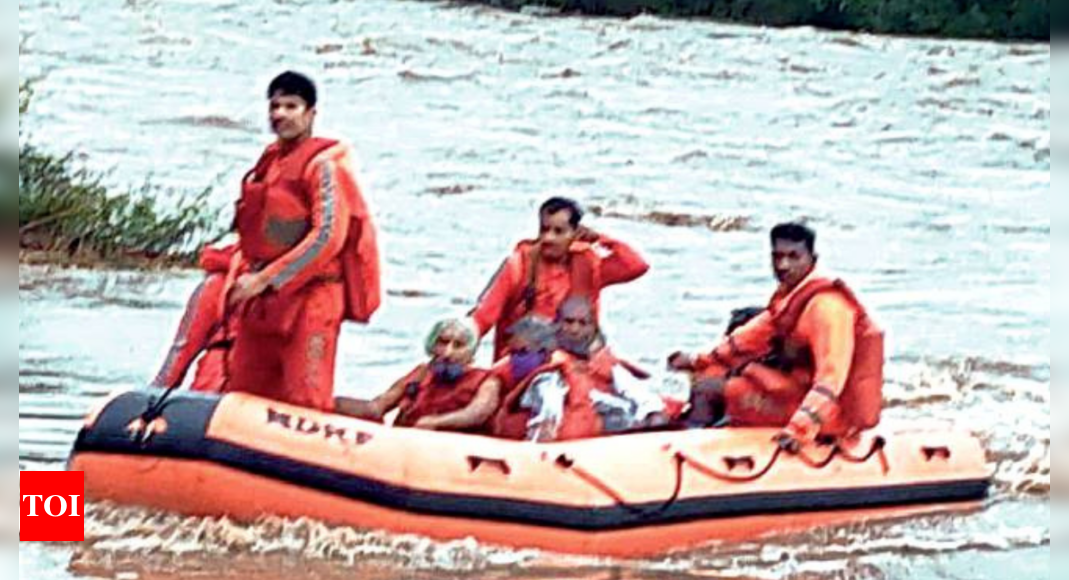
[407,316,561,434]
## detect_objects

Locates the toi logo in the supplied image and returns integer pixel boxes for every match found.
[20,472,85,542]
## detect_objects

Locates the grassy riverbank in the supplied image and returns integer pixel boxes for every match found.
[18,82,223,269]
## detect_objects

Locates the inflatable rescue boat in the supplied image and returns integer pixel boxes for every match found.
[69,390,993,557]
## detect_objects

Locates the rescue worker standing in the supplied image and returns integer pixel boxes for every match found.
[470,197,650,361]
[223,71,381,412]
[668,223,884,450]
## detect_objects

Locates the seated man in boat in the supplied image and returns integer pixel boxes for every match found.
[493,297,671,442]
[470,197,650,361]
[335,318,492,432]
[678,306,802,429]
[667,223,885,451]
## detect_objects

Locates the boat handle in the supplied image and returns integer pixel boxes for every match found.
[467,455,512,476]
[722,456,757,472]
[922,446,952,462]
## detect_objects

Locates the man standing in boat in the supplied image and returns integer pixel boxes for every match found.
[668,223,884,450]
[155,71,380,411]
[470,197,650,361]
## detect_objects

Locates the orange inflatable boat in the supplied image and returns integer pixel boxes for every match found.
[69,390,993,558]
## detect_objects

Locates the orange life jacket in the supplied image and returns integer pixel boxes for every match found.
[199,244,238,274]
[491,241,597,358]
[237,138,339,263]
[769,277,884,432]
[236,138,381,323]
[493,348,634,441]
[394,365,492,432]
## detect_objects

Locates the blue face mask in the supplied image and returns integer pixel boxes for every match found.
[511,350,548,383]
[430,360,467,384]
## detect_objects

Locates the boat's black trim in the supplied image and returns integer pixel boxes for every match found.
[75,390,221,458]
[73,392,992,532]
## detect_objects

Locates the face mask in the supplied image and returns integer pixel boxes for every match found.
[511,350,548,383]
[558,335,592,358]
[430,360,467,384]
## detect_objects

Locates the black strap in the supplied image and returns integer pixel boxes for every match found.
[521,246,539,313]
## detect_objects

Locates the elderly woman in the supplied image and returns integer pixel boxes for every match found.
[336,318,490,432]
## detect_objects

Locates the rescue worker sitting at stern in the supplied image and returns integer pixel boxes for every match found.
[668,223,885,451]
[335,319,491,432]
[493,297,671,442]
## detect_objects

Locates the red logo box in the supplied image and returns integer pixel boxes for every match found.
[20,472,85,542]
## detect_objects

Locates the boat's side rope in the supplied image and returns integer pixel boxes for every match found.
[678,446,787,483]
[555,452,687,519]
[555,436,889,520]
[835,436,890,473]
[681,436,890,484]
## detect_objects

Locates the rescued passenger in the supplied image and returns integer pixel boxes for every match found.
[336,319,491,432]
[393,316,561,434]
[494,298,669,442]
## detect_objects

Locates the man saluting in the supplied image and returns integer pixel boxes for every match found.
[470,197,649,360]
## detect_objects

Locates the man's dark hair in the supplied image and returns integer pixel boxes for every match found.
[771,222,816,254]
[539,197,584,229]
[267,71,317,108]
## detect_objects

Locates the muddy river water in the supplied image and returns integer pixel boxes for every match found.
[19,1,1048,578]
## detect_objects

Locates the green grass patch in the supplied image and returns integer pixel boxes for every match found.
[19,82,224,268]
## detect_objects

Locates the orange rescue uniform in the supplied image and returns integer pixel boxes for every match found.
[152,245,240,394]
[227,137,381,412]
[693,272,884,443]
[472,238,649,360]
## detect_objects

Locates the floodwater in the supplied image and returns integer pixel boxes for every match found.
[18,1,1049,578]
